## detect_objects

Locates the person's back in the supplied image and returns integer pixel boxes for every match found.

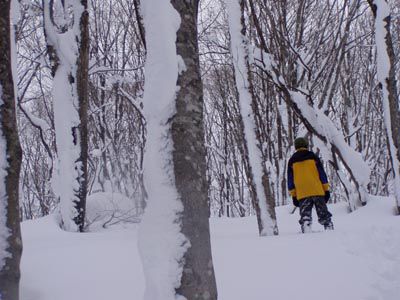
[287,137,334,233]
[288,149,328,200]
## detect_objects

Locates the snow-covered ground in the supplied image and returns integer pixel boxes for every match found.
[20,196,400,300]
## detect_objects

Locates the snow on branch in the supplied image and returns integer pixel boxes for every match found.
[254,46,371,208]
[226,0,278,235]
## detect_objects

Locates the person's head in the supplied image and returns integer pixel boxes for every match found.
[294,137,308,150]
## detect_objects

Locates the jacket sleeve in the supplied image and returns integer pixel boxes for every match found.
[315,156,330,191]
[287,159,296,197]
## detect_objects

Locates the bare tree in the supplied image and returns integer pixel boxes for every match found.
[367,0,400,214]
[88,0,146,214]
[0,1,23,299]
[43,0,89,231]
[15,0,147,222]
[243,0,372,210]
[171,0,218,298]
[199,0,396,212]
[226,0,279,236]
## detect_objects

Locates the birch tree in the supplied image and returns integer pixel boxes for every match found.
[43,0,89,231]
[0,0,23,298]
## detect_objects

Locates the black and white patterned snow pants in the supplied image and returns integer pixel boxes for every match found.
[299,196,333,231]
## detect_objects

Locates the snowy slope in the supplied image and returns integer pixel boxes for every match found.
[20,197,400,300]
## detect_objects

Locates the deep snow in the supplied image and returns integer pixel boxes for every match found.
[20,196,400,300]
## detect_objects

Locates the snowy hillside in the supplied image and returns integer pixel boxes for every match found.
[20,197,400,300]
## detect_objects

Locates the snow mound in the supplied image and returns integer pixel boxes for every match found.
[86,192,140,230]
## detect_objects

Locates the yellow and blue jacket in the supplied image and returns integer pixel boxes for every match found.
[287,148,329,200]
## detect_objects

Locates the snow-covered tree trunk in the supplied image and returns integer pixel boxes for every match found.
[170,0,218,298]
[137,1,188,299]
[368,0,400,214]
[133,0,146,50]
[138,1,217,299]
[0,1,23,299]
[43,0,89,231]
[226,0,278,236]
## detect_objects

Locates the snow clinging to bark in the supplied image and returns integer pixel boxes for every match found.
[373,0,400,204]
[52,65,81,231]
[0,0,21,272]
[11,0,20,104]
[137,2,189,300]
[0,85,11,271]
[43,0,84,231]
[374,1,391,83]
[226,0,277,235]
[290,90,371,209]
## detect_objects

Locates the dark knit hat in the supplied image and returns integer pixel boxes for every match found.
[294,137,308,149]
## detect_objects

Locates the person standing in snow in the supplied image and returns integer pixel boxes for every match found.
[287,137,334,233]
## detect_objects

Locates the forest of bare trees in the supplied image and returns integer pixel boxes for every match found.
[201,0,400,216]
[1,0,399,298]
[11,0,399,220]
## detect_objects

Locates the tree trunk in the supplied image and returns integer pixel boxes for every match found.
[170,0,218,298]
[226,0,279,235]
[0,1,23,299]
[367,0,400,214]
[75,0,89,231]
[43,0,89,231]
[133,0,146,50]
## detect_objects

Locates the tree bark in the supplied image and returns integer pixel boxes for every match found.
[133,0,146,50]
[367,0,400,214]
[0,1,23,299]
[226,0,279,235]
[170,0,218,299]
[75,0,89,231]
[43,0,89,231]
